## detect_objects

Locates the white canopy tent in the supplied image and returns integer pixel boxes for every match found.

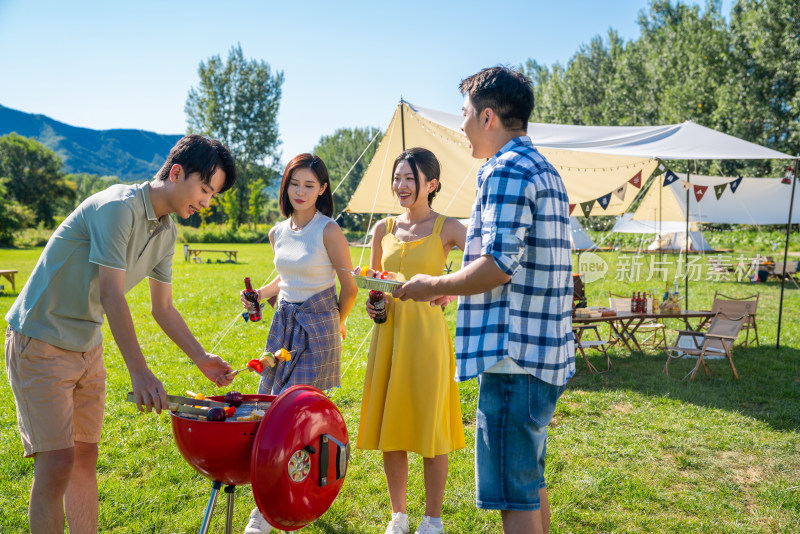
[611,213,714,252]
[612,213,687,234]
[408,102,792,160]
[633,174,800,225]
[570,217,597,250]
[647,232,714,252]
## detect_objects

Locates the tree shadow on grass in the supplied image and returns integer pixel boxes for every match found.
[569,345,800,431]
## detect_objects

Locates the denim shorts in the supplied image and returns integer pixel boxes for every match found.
[475,372,566,511]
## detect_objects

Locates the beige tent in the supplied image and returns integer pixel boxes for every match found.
[345,102,659,218]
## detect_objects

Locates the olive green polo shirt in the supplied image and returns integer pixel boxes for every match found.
[5,182,177,352]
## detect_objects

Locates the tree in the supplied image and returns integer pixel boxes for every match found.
[185,44,284,226]
[0,133,74,228]
[66,173,122,209]
[217,190,241,229]
[522,0,800,176]
[724,0,800,172]
[0,178,35,245]
[248,182,267,228]
[313,126,382,232]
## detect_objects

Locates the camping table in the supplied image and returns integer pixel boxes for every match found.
[573,310,715,353]
[183,246,238,263]
[0,269,18,292]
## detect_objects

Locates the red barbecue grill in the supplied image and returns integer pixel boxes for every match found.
[170,385,349,533]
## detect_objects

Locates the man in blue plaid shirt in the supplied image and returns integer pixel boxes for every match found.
[395,66,574,534]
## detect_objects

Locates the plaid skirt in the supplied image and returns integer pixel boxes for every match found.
[257,285,341,395]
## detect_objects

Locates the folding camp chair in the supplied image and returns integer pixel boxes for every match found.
[707,257,733,276]
[608,293,667,350]
[711,292,759,348]
[663,311,745,381]
[573,324,612,374]
[773,261,800,289]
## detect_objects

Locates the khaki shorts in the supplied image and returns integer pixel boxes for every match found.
[4,326,106,457]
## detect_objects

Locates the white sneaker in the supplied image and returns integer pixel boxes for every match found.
[385,513,410,534]
[414,516,444,534]
[244,507,272,534]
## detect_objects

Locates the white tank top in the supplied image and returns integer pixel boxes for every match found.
[273,211,336,303]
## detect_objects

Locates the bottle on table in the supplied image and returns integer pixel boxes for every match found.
[369,290,387,324]
[243,277,262,322]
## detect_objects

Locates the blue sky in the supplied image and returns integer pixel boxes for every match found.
[0,0,731,166]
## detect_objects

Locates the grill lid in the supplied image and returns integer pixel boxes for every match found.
[251,385,349,531]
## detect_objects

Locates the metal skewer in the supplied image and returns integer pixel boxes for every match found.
[125,392,227,413]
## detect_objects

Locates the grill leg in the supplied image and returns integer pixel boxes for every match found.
[224,485,236,534]
[200,481,223,534]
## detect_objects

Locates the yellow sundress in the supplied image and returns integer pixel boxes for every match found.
[357,215,465,457]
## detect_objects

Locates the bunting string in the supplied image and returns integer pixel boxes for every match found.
[571,168,645,216]
[661,168,743,204]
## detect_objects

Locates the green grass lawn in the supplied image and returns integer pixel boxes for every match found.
[1,243,799,533]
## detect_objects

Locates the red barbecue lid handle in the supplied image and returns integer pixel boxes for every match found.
[251,385,349,531]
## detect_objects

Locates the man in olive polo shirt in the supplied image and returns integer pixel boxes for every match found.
[4,135,237,533]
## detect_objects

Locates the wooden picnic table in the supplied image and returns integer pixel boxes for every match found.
[183,246,238,264]
[574,310,715,354]
[0,269,18,292]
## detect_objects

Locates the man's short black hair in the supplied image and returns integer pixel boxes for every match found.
[459,66,534,133]
[156,135,238,193]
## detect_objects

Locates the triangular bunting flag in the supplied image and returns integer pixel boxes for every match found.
[612,183,627,201]
[653,160,667,176]
[681,180,692,192]
[663,170,679,186]
[729,176,742,193]
[569,203,576,215]
[713,183,727,200]
[580,200,595,217]
[597,193,612,210]
[693,185,709,202]
[629,170,642,188]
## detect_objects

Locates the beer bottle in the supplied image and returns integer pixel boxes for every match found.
[243,277,262,322]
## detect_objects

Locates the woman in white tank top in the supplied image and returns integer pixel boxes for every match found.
[238,154,357,534]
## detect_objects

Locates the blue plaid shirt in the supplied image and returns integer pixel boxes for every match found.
[455,136,575,386]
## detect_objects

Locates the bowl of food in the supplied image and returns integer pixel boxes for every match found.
[351,266,405,292]
[352,276,404,292]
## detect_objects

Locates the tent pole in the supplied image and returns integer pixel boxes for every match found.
[659,171,663,265]
[776,158,798,350]
[400,98,406,151]
[685,162,690,310]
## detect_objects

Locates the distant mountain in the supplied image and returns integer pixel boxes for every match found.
[0,104,183,181]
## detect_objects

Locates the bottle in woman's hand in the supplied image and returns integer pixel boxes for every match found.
[369,290,387,324]
[243,277,262,322]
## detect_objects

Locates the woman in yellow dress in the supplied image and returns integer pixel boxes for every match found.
[358,148,466,534]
